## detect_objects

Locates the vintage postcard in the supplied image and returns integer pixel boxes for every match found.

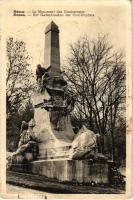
[0,0,132,199]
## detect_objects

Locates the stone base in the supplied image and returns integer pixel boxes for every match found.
[30,159,109,184]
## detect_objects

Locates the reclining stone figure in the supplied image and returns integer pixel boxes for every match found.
[7,119,39,169]
[69,125,103,160]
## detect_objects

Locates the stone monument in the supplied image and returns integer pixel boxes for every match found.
[29,21,109,184]
[6,21,109,183]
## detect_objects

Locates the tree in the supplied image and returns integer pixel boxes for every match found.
[64,35,126,160]
[6,37,35,151]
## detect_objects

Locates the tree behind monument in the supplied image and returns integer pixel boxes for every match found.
[64,35,126,162]
[6,37,35,151]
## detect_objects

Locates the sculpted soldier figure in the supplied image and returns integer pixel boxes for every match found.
[36,64,46,82]
[36,64,46,92]
[36,64,51,92]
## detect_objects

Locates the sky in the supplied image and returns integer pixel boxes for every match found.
[2,0,131,73]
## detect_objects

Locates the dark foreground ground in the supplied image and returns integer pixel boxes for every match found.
[7,171,125,194]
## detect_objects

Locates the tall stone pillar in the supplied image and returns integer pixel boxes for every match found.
[44,21,60,76]
[33,21,75,160]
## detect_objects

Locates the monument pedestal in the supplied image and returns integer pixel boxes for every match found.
[30,159,109,184]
